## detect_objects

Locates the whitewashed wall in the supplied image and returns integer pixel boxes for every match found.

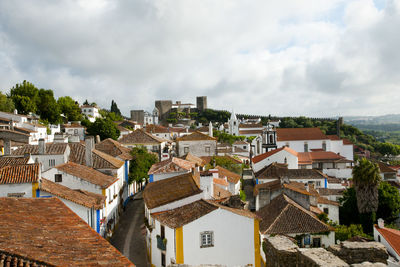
[177,140,217,157]
[149,193,203,214]
[317,203,339,224]
[252,149,298,173]
[0,183,33,197]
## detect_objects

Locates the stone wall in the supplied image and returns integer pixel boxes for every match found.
[263,236,389,267]
[328,241,388,265]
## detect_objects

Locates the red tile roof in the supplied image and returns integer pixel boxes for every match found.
[55,162,118,189]
[239,123,263,129]
[95,138,133,161]
[239,129,263,135]
[283,182,312,196]
[0,164,39,184]
[119,129,165,145]
[375,226,400,257]
[13,143,69,155]
[145,124,170,134]
[326,135,341,140]
[0,197,134,266]
[213,184,232,200]
[40,178,105,209]
[255,163,326,180]
[252,147,298,164]
[183,153,206,167]
[148,157,195,175]
[254,179,282,196]
[215,166,241,184]
[276,128,328,141]
[69,143,124,169]
[143,173,202,209]
[256,194,332,235]
[0,156,30,168]
[213,178,229,187]
[176,131,216,141]
[298,151,350,165]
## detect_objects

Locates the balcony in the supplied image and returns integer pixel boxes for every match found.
[156,235,167,251]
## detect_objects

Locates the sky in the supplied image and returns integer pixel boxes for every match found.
[0,0,399,117]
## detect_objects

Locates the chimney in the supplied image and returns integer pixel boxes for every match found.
[13,109,18,115]
[85,136,94,167]
[3,139,11,156]
[209,121,213,137]
[38,139,46,155]
[378,218,385,229]
[232,145,235,153]
[96,135,101,144]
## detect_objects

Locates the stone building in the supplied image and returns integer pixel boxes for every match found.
[176,131,217,157]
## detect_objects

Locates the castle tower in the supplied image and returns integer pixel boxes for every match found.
[228,111,239,136]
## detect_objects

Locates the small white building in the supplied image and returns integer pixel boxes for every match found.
[61,123,86,141]
[316,197,339,224]
[0,163,40,198]
[148,157,195,183]
[81,105,101,122]
[374,219,400,266]
[252,146,299,173]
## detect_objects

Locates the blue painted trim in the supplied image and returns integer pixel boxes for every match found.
[123,197,130,207]
[324,178,327,188]
[96,209,100,233]
[149,174,154,183]
[125,160,129,183]
[256,178,259,185]
[36,189,40,197]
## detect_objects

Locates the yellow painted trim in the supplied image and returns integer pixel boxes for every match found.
[254,219,261,267]
[149,237,152,265]
[261,256,266,266]
[102,189,106,196]
[176,227,184,264]
[32,182,39,198]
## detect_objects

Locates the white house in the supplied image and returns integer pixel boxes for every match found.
[39,178,105,234]
[252,146,299,173]
[257,193,335,250]
[42,161,119,236]
[150,199,261,267]
[211,166,241,195]
[317,196,340,224]
[0,163,40,198]
[176,131,217,157]
[61,123,85,141]
[81,104,101,122]
[148,157,195,183]
[12,139,70,172]
[374,219,400,266]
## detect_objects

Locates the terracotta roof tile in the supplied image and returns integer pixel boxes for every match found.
[69,143,124,169]
[298,151,350,164]
[143,173,202,209]
[201,155,242,165]
[317,196,339,206]
[0,164,39,184]
[375,226,400,257]
[148,157,195,175]
[145,124,171,133]
[252,147,298,164]
[215,165,241,184]
[318,188,344,196]
[254,179,282,196]
[40,178,106,209]
[238,129,263,135]
[213,184,232,200]
[55,162,118,189]
[0,197,134,266]
[151,199,218,228]
[343,138,353,145]
[119,129,165,145]
[255,163,326,180]
[277,128,328,141]
[213,178,229,187]
[206,199,259,219]
[0,156,30,168]
[62,123,85,128]
[377,161,397,173]
[176,131,217,141]
[239,123,263,129]
[256,194,332,235]
[183,152,206,167]
[12,143,68,155]
[326,135,341,141]
[95,138,133,161]
[283,182,312,196]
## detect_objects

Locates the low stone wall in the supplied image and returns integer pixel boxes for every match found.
[328,241,388,265]
[263,236,298,267]
[298,248,348,267]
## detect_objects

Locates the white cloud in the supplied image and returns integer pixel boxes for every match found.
[0,0,398,117]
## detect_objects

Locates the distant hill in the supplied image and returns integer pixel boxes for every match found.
[344,114,400,125]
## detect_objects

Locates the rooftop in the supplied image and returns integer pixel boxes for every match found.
[40,178,105,209]
[54,162,118,189]
[256,194,332,235]
[215,165,241,184]
[69,143,124,169]
[0,197,134,266]
[148,157,195,175]
[255,163,326,180]
[95,138,133,161]
[0,164,39,185]
[143,173,202,209]
[12,143,68,155]
[176,131,217,142]
[252,147,298,164]
[119,129,166,145]
[276,128,328,142]
[0,156,30,168]
[374,225,400,257]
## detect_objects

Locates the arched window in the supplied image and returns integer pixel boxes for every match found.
[322,141,327,151]
[304,142,308,152]
[284,157,287,164]
[269,134,274,144]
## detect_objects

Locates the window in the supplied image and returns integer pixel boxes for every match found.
[184,147,189,154]
[205,146,210,153]
[243,146,246,149]
[304,142,308,152]
[55,174,62,183]
[200,231,214,248]
[316,181,321,187]
[378,235,381,242]
[322,142,327,151]
[152,145,158,151]
[323,207,329,214]
[161,225,165,239]
[312,237,321,247]
[74,129,78,134]
[49,159,56,167]
[284,157,287,164]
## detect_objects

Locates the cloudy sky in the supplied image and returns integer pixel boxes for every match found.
[0,0,399,117]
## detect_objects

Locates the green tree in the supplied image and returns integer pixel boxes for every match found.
[9,80,39,114]
[377,182,400,224]
[335,224,370,242]
[206,156,243,175]
[58,96,83,122]
[110,100,122,116]
[87,118,120,140]
[36,89,61,124]
[0,91,15,112]
[339,187,360,226]
[352,158,381,233]
[129,147,158,184]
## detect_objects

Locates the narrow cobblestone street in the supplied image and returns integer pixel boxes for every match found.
[110,192,149,267]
